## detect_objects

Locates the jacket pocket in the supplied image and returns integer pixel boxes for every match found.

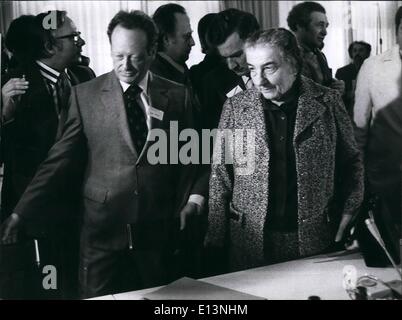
[83,184,108,204]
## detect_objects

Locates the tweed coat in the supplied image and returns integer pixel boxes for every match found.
[206,76,364,271]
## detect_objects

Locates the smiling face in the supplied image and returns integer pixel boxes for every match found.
[246,43,298,102]
[217,31,249,76]
[298,11,328,49]
[111,25,155,84]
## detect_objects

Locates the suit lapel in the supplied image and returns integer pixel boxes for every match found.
[100,72,139,158]
[22,64,58,130]
[147,73,169,130]
[240,89,270,173]
[294,77,326,141]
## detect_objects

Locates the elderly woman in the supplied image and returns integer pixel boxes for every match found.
[205,28,364,272]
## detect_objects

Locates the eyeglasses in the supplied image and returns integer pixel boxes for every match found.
[55,32,82,45]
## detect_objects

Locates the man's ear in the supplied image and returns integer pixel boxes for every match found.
[44,40,57,56]
[148,43,157,58]
[163,34,170,49]
[294,23,305,33]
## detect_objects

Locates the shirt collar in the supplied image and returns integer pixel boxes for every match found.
[299,43,319,54]
[120,71,150,94]
[36,60,65,84]
[158,52,186,74]
[241,75,253,89]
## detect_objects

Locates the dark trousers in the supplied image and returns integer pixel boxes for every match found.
[0,234,79,299]
[79,244,168,299]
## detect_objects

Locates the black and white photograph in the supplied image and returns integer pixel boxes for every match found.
[0,0,401,302]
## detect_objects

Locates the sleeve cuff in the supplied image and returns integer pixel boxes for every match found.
[188,194,206,209]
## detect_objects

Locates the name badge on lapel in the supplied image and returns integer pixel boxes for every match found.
[226,85,243,98]
[149,106,164,121]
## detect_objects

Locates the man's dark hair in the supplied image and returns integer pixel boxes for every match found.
[395,6,402,34]
[245,28,303,74]
[5,14,36,63]
[33,10,68,59]
[107,10,158,52]
[6,11,67,61]
[206,9,260,47]
[287,2,326,32]
[198,13,218,53]
[348,41,371,59]
[152,3,187,51]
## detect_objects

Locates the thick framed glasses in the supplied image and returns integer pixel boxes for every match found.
[56,32,81,45]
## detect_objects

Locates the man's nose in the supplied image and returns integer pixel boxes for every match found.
[123,57,131,69]
[189,35,195,47]
[252,71,264,86]
[77,36,85,47]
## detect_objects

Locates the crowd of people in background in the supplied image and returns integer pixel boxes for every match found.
[0,1,401,300]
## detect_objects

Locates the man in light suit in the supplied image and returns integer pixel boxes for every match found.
[0,10,205,298]
[205,29,363,272]
[353,7,402,260]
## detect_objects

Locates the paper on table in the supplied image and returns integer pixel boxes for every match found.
[143,277,266,300]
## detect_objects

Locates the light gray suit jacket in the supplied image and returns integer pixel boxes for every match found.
[14,71,202,250]
[354,45,402,192]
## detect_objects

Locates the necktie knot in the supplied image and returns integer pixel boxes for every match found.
[125,84,142,100]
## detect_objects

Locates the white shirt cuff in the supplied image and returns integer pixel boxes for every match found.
[188,194,206,209]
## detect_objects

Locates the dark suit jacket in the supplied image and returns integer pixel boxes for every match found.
[0,62,93,233]
[201,64,243,130]
[14,71,204,251]
[189,54,224,106]
[150,53,187,85]
[335,63,358,116]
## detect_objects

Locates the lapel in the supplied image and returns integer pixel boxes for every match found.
[23,63,55,117]
[147,72,169,130]
[100,71,139,158]
[238,89,270,165]
[66,68,80,86]
[240,89,268,136]
[294,76,326,141]
[381,45,402,83]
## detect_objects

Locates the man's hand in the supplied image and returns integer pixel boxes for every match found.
[335,214,353,242]
[180,202,202,231]
[330,79,345,95]
[1,77,29,121]
[0,213,21,244]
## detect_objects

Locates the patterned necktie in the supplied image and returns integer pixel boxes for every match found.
[55,72,72,139]
[56,72,71,114]
[124,84,148,153]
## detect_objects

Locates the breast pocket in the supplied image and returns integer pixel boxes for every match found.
[83,184,108,204]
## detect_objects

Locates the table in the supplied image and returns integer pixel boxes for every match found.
[90,250,400,300]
